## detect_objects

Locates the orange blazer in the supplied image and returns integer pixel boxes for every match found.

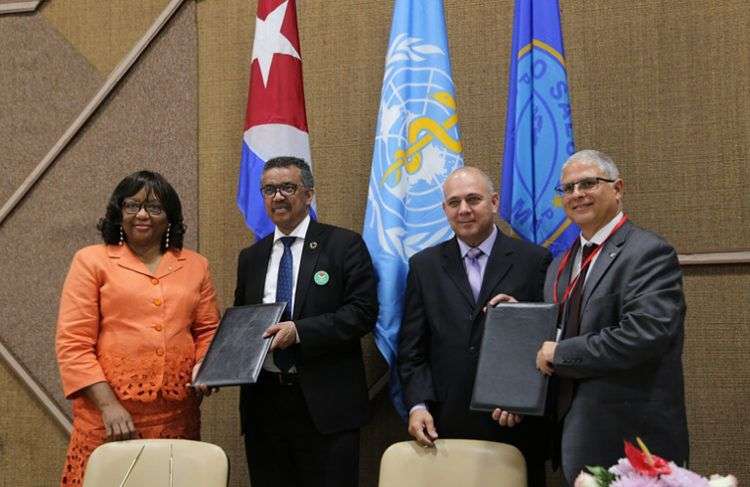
[56,244,220,403]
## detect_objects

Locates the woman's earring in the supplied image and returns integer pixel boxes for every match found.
[165,224,171,249]
[119,226,124,246]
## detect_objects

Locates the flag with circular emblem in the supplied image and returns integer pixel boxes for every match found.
[500,0,579,256]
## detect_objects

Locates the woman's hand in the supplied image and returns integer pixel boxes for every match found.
[100,402,139,441]
[82,381,139,441]
[189,361,219,397]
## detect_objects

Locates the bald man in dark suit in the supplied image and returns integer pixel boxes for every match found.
[398,167,552,486]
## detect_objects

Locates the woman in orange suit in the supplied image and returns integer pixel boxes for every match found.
[56,171,220,486]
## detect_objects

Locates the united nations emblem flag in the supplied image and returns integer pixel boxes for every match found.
[363,0,463,417]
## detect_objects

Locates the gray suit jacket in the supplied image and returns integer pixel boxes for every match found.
[545,220,689,483]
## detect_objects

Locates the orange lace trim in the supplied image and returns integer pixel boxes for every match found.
[60,398,200,487]
[60,428,97,487]
[98,344,195,402]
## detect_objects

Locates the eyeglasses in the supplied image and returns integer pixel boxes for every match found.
[555,177,615,195]
[260,183,301,198]
[122,200,164,215]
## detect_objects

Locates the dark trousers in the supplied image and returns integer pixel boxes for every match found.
[243,376,359,487]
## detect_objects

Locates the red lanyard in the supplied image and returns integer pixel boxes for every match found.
[553,215,628,304]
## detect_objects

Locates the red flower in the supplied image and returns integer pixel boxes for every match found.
[624,439,672,477]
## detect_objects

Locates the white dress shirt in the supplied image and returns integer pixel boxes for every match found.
[261,215,310,372]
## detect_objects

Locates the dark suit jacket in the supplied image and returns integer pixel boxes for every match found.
[398,229,552,460]
[234,220,378,435]
[546,221,689,483]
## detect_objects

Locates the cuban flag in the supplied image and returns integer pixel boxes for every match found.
[238,0,313,239]
[363,0,463,417]
[500,0,578,256]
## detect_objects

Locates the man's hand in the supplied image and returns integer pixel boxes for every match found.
[408,409,439,447]
[491,409,523,427]
[100,402,139,442]
[264,321,298,351]
[488,293,518,305]
[485,293,518,311]
[536,341,557,376]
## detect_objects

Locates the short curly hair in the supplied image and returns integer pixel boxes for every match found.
[263,156,315,188]
[97,171,186,251]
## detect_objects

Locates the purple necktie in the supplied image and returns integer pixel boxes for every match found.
[465,247,483,302]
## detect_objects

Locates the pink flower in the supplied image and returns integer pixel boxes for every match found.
[660,463,709,487]
[610,457,637,477]
[610,475,662,487]
[579,439,736,487]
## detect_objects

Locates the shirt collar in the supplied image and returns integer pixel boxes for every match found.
[580,211,624,247]
[273,214,310,243]
[457,225,498,258]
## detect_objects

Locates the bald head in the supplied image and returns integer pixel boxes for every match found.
[443,166,494,194]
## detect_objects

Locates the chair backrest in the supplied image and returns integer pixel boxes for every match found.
[82,439,229,487]
[378,439,527,487]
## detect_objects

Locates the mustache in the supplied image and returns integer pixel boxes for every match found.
[272,203,291,210]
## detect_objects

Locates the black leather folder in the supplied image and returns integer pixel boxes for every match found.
[193,303,286,387]
[470,302,559,416]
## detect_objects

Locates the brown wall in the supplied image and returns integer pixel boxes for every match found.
[0,1,748,486]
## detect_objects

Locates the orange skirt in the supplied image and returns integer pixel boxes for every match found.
[60,392,201,487]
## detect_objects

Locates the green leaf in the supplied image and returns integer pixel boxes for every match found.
[585,465,617,486]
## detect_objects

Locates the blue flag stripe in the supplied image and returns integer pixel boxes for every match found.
[238,144,275,239]
[500,0,578,256]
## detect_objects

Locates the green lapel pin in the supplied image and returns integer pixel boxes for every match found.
[314,270,329,286]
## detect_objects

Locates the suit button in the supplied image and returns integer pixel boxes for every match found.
[151,278,159,285]
[154,324,163,332]
[469,346,476,352]
[467,313,472,320]
[153,298,162,306]
[156,347,164,356]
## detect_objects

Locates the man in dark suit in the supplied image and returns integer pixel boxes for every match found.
[234,156,378,487]
[527,149,689,484]
[397,166,552,486]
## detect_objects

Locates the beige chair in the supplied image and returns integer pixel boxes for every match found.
[82,439,229,487]
[379,439,527,487]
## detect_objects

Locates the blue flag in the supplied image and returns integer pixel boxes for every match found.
[500,0,578,256]
[363,0,463,417]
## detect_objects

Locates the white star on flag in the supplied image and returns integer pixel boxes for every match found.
[251,0,301,87]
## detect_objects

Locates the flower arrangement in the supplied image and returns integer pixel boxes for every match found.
[574,438,737,487]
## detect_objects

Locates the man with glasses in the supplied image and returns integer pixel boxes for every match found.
[234,156,378,487]
[492,149,689,485]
